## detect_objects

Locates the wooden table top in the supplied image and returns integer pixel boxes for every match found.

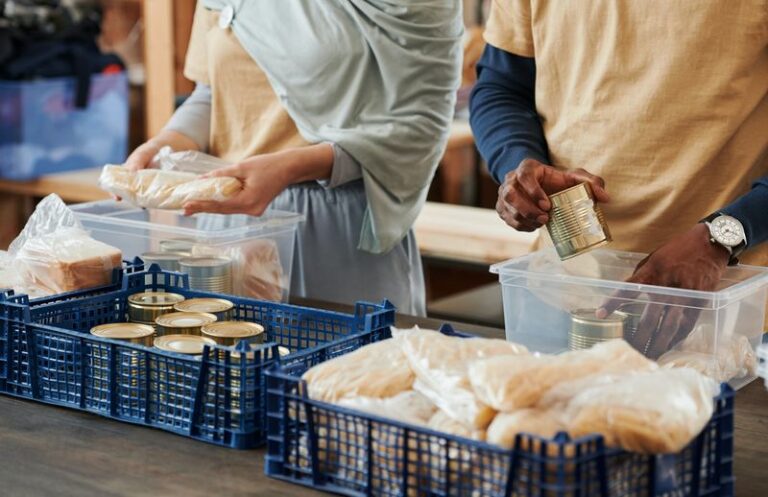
[0,309,765,497]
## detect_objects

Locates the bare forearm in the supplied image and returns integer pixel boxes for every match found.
[280,143,334,185]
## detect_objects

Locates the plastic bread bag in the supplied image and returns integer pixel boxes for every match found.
[427,410,486,441]
[469,339,657,412]
[393,326,529,429]
[154,146,231,175]
[99,165,242,210]
[658,323,757,382]
[302,332,422,403]
[486,408,566,449]
[337,390,436,427]
[6,194,122,296]
[563,367,719,454]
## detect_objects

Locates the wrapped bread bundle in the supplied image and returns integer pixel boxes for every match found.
[486,408,565,449]
[395,327,529,429]
[427,410,485,441]
[564,368,719,453]
[99,165,242,210]
[658,324,757,382]
[338,390,436,426]
[470,339,656,412]
[16,227,122,294]
[302,335,417,403]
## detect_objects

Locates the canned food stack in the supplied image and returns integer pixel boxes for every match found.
[546,183,611,260]
[569,309,625,351]
[141,252,187,272]
[180,257,233,294]
[128,292,186,329]
[155,312,217,336]
[175,298,234,321]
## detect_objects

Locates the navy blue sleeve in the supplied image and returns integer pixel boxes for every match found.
[469,45,549,184]
[720,177,768,248]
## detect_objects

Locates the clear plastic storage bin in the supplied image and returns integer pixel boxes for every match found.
[71,200,303,302]
[0,72,128,180]
[492,248,768,388]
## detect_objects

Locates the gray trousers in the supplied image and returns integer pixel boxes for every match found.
[270,180,426,316]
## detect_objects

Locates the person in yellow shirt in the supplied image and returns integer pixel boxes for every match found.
[470,0,767,354]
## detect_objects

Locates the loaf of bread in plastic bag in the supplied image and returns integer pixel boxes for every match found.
[99,165,242,210]
[338,390,436,426]
[658,324,757,382]
[302,336,416,403]
[469,339,656,412]
[427,410,486,441]
[395,327,529,429]
[16,227,122,294]
[564,368,718,454]
[486,408,565,449]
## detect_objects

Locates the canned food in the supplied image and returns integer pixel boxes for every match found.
[155,312,217,336]
[615,302,646,339]
[546,182,611,260]
[141,252,187,272]
[154,334,217,354]
[159,238,196,254]
[90,323,155,345]
[201,321,264,346]
[179,257,233,294]
[174,298,234,322]
[90,323,156,409]
[128,292,186,325]
[569,308,625,351]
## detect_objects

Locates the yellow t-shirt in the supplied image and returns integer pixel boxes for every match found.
[485,0,768,266]
[183,4,309,163]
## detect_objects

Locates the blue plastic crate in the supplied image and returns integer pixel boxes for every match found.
[0,72,128,180]
[0,264,395,449]
[265,325,735,497]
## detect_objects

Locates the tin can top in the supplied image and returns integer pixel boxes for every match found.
[175,298,234,315]
[91,323,155,340]
[128,292,186,307]
[154,334,217,354]
[156,312,217,329]
[201,321,264,339]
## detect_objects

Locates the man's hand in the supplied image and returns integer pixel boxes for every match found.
[598,223,730,357]
[496,159,610,231]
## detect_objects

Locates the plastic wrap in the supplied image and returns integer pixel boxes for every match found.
[564,368,719,454]
[469,339,657,412]
[99,165,242,210]
[486,408,565,449]
[302,336,417,403]
[427,410,486,441]
[154,146,231,174]
[337,390,436,426]
[3,194,122,297]
[394,326,529,429]
[658,323,757,382]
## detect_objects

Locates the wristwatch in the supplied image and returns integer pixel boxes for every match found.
[701,213,747,266]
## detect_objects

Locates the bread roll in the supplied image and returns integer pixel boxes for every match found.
[486,408,565,449]
[395,327,529,429]
[302,337,415,403]
[17,227,122,294]
[470,339,656,412]
[99,165,242,210]
[565,368,719,454]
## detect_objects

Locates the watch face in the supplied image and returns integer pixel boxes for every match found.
[711,216,745,247]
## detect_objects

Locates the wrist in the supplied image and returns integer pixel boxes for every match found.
[693,223,730,266]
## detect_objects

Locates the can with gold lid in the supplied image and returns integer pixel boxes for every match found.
[546,182,611,260]
[201,321,264,346]
[154,334,217,355]
[175,298,234,322]
[90,323,155,346]
[155,312,217,336]
[569,308,625,350]
[128,291,186,326]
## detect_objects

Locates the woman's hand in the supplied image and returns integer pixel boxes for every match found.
[183,144,334,216]
[123,130,201,171]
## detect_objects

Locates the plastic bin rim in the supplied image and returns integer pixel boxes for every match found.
[491,248,768,302]
[70,200,305,238]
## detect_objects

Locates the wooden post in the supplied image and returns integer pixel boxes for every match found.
[141,0,176,138]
